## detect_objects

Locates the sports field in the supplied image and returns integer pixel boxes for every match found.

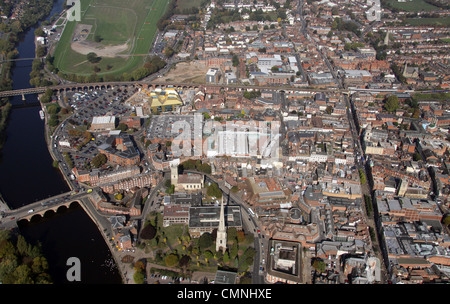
[53,0,170,78]
[384,0,439,12]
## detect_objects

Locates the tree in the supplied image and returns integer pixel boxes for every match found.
[443,215,450,227]
[36,45,46,57]
[116,123,128,132]
[34,28,44,37]
[384,95,399,113]
[140,224,156,240]
[133,271,145,284]
[166,184,175,194]
[230,241,238,259]
[94,35,102,42]
[206,183,222,198]
[16,235,30,256]
[86,52,101,64]
[48,114,59,127]
[413,152,423,161]
[47,103,60,115]
[91,153,107,168]
[198,233,213,250]
[0,232,52,284]
[236,231,246,243]
[359,168,367,185]
[31,257,49,275]
[40,88,54,103]
[179,255,191,268]
[165,253,179,267]
[232,54,239,67]
[134,260,145,272]
[227,227,237,242]
[164,47,175,58]
[312,259,326,273]
[204,250,214,261]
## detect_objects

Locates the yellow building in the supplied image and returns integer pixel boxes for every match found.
[148,88,183,113]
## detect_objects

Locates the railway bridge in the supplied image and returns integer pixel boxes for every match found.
[0,81,346,99]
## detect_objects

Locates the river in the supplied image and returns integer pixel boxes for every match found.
[0,0,122,284]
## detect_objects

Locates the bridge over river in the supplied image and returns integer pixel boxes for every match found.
[0,190,94,229]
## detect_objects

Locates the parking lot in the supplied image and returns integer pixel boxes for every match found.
[147,114,199,141]
[55,86,139,172]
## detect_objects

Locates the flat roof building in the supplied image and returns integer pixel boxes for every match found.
[189,205,242,237]
[266,239,303,284]
[90,116,116,131]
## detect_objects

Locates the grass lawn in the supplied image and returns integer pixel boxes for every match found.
[84,6,138,45]
[176,0,203,11]
[405,16,450,26]
[53,0,170,78]
[384,0,440,11]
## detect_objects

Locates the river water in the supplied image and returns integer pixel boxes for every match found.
[0,0,122,284]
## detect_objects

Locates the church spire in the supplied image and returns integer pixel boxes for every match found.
[216,196,227,253]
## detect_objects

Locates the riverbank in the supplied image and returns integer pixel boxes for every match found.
[0,0,122,284]
[0,102,12,152]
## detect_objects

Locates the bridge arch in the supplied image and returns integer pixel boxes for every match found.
[56,205,68,213]
[29,213,44,222]
[43,209,56,217]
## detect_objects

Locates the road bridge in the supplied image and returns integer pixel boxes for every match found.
[0,190,90,226]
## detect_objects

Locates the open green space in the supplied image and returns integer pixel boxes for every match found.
[53,0,170,79]
[176,0,203,11]
[83,6,137,45]
[384,0,440,11]
[405,16,450,26]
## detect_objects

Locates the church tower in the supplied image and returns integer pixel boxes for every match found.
[216,196,227,253]
[170,162,178,187]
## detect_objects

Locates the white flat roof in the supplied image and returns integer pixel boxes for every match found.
[92,116,115,124]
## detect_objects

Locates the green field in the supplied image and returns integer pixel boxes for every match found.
[384,0,440,11]
[176,0,203,11]
[53,0,170,79]
[405,16,450,26]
